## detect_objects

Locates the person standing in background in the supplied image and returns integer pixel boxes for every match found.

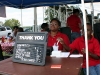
[6,33,11,42]
[11,26,19,41]
[41,23,49,32]
[17,27,24,32]
[67,9,82,42]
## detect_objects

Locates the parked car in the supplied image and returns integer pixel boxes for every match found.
[0,26,12,38]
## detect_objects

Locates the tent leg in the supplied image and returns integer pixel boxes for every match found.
[90,0,94,31]
[34,7,37,32]
[21,9,23,26]
[81,0,89,75]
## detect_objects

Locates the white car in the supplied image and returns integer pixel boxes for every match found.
[0,26,12,38]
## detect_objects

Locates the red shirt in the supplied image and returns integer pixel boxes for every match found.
[69,36,100,68]
[67,14,81,33]
[47,32,70,51]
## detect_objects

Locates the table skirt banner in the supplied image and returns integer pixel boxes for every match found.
[1,42,14,52]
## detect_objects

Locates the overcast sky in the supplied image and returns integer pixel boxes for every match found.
[0,7,44,26]
[0,2,100,26]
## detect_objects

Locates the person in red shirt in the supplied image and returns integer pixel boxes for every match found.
[67,9,82,42]
[47,18,70,51]
[59,23,100,75]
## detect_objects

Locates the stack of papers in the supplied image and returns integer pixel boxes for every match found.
[50,51,83,58]
[69,54,83,58]
[50,51,70,58]
[59,52,70,57]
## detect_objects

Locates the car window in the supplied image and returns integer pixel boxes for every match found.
[6,27,11,30]
[0,27,6,31]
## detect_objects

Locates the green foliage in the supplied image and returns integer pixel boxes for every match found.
[44,6,71,23]
[44,7,58,23]
[3,18,21,29]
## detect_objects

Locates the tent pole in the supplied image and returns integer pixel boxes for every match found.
[59,5,61,21]
[21,9,23,26]
[81,0,89,75]
[21,0,23,26]
[66,5,68,27]
[43,7,44,22]
[58,5,61,24]
[34,7,37,32]
[91,0,94,31]
[48,6,50,24]
[54,5,55,18]
[43,7,46,22]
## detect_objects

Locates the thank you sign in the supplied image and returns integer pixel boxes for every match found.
[16,32,47,42]
[12,32,48,66]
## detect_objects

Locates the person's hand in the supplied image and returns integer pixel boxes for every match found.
[57,37,65,45]
[81,48,86,54]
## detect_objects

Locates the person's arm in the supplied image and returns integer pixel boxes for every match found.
[89,52,100,60]
[57,38,71,51]
[90,39,100,60]
[62,42,71,51]
[81,48,100,60]
[58,35,79,52]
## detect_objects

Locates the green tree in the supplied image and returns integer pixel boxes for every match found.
[3,18,21,29]
[44,5,70,23]
[44,7,58,23]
